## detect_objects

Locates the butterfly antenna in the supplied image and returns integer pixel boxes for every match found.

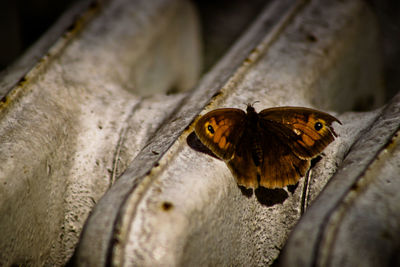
[243,101,260,108]
[251,101,260,107]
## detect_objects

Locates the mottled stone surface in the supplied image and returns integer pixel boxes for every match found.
[0,0,391,266]
[76,0,385,266]
[281,93,400,267]
[0,0,201,265]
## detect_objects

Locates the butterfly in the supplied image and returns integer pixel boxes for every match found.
[194,105,341,189]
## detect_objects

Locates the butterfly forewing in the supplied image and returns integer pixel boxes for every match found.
[195,108,246,160]
[259,107,340,159]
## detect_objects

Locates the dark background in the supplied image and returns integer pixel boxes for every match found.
[0,0,398,101]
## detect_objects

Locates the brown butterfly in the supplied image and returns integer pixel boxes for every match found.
[194,105,341,189]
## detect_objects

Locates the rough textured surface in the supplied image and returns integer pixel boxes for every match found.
[0,0,201,266]
[0,0,95,98]
[280,92,400,267]
[75,0,386,266]
[74,0,303,265]
[0,0,391,266]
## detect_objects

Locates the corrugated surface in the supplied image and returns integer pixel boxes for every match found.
[0,0,201,265]
[75,0,385,266]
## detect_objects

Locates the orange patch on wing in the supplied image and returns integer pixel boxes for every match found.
[219,136,227,149]
[298,140,307,147]
[293,123,320,140]
[302,134,315,146]
[224,142,231,150]
[213,125,229,143]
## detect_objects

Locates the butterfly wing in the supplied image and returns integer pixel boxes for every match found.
[194,106,340,189]
[194,108,246,160]
[259,107,341,159]
[226,128,261,189]
[226,124,311,189]
[258,128,311,188]
[254,106,339,188]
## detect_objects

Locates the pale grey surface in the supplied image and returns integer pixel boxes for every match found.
[0,0,201,265]
[280,93,400,267]
[0,0,393,266]
[76,0,386,266]
[74,0,307,265]
[0,0,94,98]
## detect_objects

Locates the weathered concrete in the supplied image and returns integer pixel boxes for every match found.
[0,0,392,266]
[0,0,201,265]
[75,0,385,266]
[280,92,400,267]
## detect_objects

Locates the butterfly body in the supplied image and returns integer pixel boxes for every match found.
[194,105,340,189]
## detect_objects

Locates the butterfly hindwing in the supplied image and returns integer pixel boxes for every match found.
[258,128,311,188]
[228,125,311,189]
[227,128,260,189]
